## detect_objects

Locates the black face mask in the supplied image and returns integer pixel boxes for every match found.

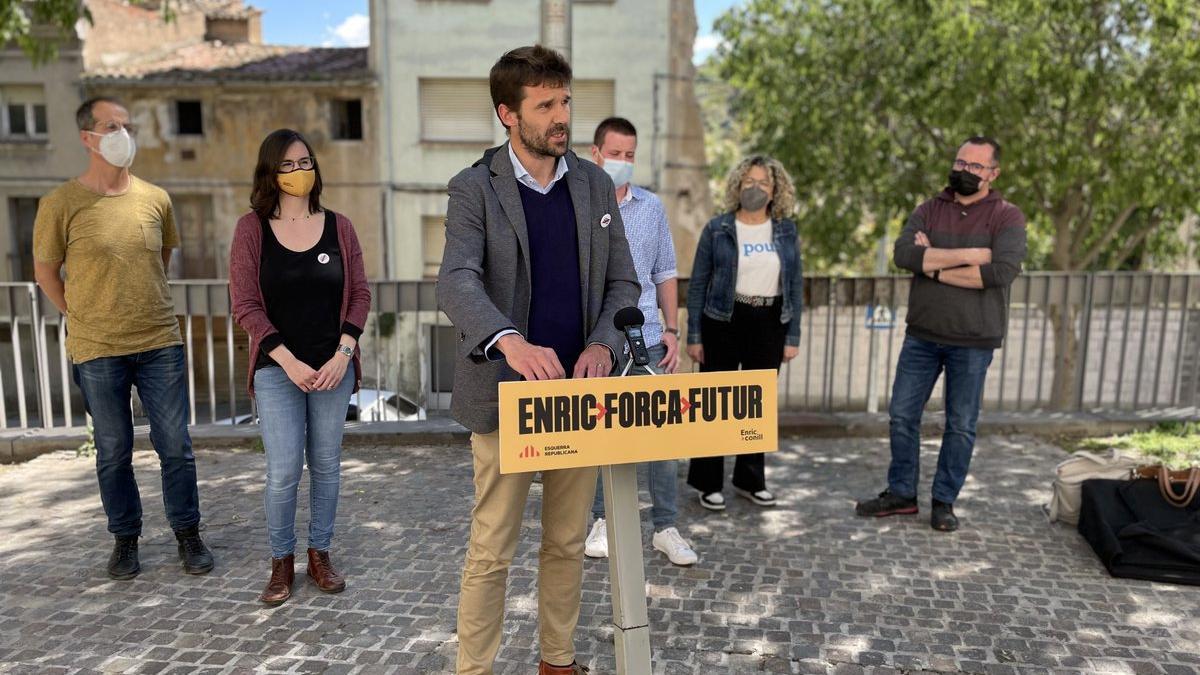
[948,170,983,196]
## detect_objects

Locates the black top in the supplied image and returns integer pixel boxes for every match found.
[895,189,1027,349]
[255,210,344,371]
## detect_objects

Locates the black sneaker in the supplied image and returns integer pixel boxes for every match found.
[855,489,919,518]
[931,500,959,532]
[107,535,140,580]
[175,526,214,575]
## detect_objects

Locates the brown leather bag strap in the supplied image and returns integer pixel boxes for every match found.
[1135,464,1200,482]
[1134,465,1158,480]
[1157,466,1200,508]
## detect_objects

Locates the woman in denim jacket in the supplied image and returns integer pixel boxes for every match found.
[685,155,803,511]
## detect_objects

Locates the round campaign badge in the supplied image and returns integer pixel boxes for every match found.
[317,253,330,264]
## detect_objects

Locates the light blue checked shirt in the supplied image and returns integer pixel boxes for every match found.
[619,185,677,348]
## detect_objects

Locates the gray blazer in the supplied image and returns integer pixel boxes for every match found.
[437,143,640,433]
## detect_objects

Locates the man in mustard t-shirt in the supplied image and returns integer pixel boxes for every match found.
[32,97,213,580]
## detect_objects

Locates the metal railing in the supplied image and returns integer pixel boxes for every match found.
[2,272,1197,431]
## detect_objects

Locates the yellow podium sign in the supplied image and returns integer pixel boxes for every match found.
[498,369,778,474]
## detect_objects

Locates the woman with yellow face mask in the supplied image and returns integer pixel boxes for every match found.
[228,129,371,605]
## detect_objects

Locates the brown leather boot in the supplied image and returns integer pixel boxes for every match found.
[259,554,294,605]
[538,661,589,674]
[306,548,346,593]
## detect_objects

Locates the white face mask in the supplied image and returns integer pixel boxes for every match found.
[600,158,634,188]
[85,127,137,168]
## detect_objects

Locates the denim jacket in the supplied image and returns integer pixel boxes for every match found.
[686,212,803,346]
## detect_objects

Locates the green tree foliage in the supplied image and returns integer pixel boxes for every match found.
[709,0,1200,273]
[1,0,90,63]
[709,0,1200,408]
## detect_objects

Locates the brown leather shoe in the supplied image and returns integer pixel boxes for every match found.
[306,548,346,593]
[538,661,589,675]
[259,554,294,605]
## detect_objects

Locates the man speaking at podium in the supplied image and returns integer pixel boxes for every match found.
[437,45,639,675]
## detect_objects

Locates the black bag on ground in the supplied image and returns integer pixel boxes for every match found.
[1077,478,1200,586]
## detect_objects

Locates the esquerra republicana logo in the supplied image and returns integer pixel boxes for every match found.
[516,384,765,435]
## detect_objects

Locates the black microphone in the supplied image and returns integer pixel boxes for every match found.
[614,307,651,367]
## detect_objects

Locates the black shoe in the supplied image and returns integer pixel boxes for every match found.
[931,500,959,532]
[855,489,919,518]
[175,526,214,575]
[107,535,140,580]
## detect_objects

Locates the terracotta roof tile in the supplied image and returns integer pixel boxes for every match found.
[84,43,369,83]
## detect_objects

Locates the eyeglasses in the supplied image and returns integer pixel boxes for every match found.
[953,159,995,173]
[93,120,138,137]
[740,178,773,190]
[278,156,315,173]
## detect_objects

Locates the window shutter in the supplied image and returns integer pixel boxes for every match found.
[570,80,614,150]
[420,79,493,143]
[421,215,447,277]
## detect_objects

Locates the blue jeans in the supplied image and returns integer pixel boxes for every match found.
[887,335,994,504]
[591,343,679,530]
[254,366,353,559]
[73,345,200,537]
[592,460,679,531]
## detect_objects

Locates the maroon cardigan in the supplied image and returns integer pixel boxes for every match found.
[229,210,371,396]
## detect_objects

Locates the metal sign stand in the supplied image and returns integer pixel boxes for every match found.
[600,357,656,674]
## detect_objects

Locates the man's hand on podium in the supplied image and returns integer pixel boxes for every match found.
[573,344,613,379]
[496,334,566,381]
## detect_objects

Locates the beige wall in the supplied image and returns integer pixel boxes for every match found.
[661,0,712,276]
[374,0,674,280]
[81,0,209,71]
[82,82,385,279]
[0,46,85,281]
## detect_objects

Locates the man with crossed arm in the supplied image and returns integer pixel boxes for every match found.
[856,136,1027,532]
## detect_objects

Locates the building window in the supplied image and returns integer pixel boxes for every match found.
[8,197,39,281]
[421,215,446,278]
[171,195,218,279]
[570,80,615,153]
[419,79,493,143]
[428,324,456,393]
[0,86,48,140]
[331,99,363,140]
[175,100,204,136]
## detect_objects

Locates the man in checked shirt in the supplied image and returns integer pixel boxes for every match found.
[582,116,700,566]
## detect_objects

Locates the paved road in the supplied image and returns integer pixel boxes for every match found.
[1,434,1197,674]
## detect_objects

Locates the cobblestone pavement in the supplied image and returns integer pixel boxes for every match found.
[1,434,1198,674]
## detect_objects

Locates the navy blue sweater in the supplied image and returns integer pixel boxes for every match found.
[519,180,584,374]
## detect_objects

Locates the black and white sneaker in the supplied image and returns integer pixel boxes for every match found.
[698,492,726,511]
[735,487,777,507]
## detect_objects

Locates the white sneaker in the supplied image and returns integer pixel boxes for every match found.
[652,527,698,566]
[584,518,608,558]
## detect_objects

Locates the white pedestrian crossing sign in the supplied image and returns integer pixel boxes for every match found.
[865,304,895,330]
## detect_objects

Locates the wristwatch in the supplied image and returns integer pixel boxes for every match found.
[664,328,680,336]
[336,344,354,358]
